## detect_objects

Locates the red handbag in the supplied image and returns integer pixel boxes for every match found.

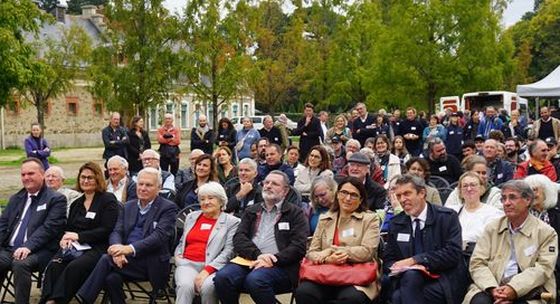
[299,257,378,286]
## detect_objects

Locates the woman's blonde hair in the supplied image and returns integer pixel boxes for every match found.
[457,171,486,201]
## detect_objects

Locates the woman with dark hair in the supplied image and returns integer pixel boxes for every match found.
[24,123,51,169]
[391,136,410,165]
[216,117,237,161]
[295,145,334,199]
[405,157,442,205]
[40,162,119,304]
[373,135,401,186]
[422,114,446,149]
[285,145,305,178]
[175,154,218,209]
[215,146,237,185]
[127,116,151,175]
[295,176,381,303]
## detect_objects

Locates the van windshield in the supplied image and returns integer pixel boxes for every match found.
[464,95,503,112]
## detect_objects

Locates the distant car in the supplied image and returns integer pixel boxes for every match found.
[231,115,297,131]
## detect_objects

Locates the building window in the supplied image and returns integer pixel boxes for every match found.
[208,104,214,127]
[165,101,174,114]
[232,104,239,117]
[220,105,228,119]
[66,96,79,115]
[149,106,158,131]
[180,102,189,129]
[243,104,249,116]
[93,100,103,116]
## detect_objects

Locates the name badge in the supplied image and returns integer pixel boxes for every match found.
[247,200,255,206]
[201,223,213,230]
[36,204,47,211]
[278,222,290,231]
[274,137,279,141]
[497,173,503,179]
[438,166,447,172]
[449,131,455,135]
[411,127,416,130]
[397,233,410,242]
[85,212,96,219]
[342,228,354,238]
[153,221,158,229]
[524,245,536,257]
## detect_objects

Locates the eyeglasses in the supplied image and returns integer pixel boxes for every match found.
[337,190,360,201]
[79,175,95,181]
[500,194,523,203]
[461,183,480,189]
[143,157,159,161]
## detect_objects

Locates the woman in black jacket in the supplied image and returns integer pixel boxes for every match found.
[216,118,237,162]
[127,116,151,175]
[40,162,119,304]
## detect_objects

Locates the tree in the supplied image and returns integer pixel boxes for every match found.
[179,0,252,131]
[0,0,46,105]
[88,0,179,118]
[19,25,92,128]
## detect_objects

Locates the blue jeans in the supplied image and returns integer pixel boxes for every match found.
[214,263,292,304]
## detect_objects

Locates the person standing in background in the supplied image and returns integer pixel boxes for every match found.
[292,103,322,162]
[102,112,129,167]
[24,123,51,170]
[127,116,151,175]
[158,113,181,175]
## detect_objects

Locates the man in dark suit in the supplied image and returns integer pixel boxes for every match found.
[351,102,376,147]
[77,167,177,304]
[102,112,129,165]
[384,174,468,304]
[292,103,322,162]
[0,158,66,304]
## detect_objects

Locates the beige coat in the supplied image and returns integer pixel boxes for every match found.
[464,215,558,304]
[533,117,560,141]
[307,210,381,300]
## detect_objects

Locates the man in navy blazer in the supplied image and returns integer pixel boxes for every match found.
[383,174,468,304]
[0,158,66,304]
[77,167,177,304]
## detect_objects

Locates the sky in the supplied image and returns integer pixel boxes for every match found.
[162,0,534,27]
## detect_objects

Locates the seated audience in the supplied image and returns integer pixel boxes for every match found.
[135,149,175,192]
[215,146,238,185]
[225,158,264,217]
[285,146,305,178]
[373,135,401,186]
[45,166,82,211]
[425,137,463,184]
[41,162,119,304]
[175,149,204,190]
[405,157,441,205]
[76,167,177,304]
[214,171,308,304]
[308,176,337,234]
[482,139,513,187]
[256,144,295,185]
[340,152,386,210]
[514,139,558,181]
[392,136,411,165]
[295,177,381,304]
[176,154,218,209]
[294,145,334,200]
[465,180,557,304]
[174,182,240,304]
[384,174,468,304]
[106,155,137,204]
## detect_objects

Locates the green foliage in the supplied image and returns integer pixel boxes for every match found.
[88,0,179,117]
[0,0,46,105]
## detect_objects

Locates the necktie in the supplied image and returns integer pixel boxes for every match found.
[413,218,424,255]
[13,195,38,248]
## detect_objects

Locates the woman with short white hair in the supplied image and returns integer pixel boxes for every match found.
[174,181,240,304]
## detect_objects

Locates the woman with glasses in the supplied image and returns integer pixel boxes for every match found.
[448,172,502,257]
[40,162,119,304]
[295,176,381,304]
[294,145,334,200]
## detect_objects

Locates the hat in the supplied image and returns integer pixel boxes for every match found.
[545,137,557,146]
[347,152,371,165]
[331,136,341,144]
[450,112,459,117]
[474,135,485,142]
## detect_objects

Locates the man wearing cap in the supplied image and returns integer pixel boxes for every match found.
[330,136,346,174]
[337,152,386,210]
[474,135,485,154]
[445,113,464,160]
[514,139,558,181]
[483,139,513,187]
[534,107,560,142]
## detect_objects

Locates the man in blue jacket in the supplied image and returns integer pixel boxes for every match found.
[384,174,468,304]
[0,158,66,304]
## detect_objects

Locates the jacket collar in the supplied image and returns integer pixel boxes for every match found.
[497,214,536,238]
[321,210,364,221]
[393,202,434,226]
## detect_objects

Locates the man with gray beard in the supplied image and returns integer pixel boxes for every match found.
[426,138,462,184]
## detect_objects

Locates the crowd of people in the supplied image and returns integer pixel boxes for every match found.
[3,101,560,304]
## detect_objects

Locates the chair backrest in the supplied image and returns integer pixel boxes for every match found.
[175,203,200,247]
[428,175,450,189]
[159,187,176,202]
[285,185,303,208]
[439,187,454,205]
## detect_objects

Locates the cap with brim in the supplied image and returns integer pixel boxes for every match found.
[347,152,371,165]
[474,135,485,142]
[331,136,341,143]
[545,137,557,146]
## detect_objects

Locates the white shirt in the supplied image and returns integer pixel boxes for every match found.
[450,204,503,243]
[107,176,127,203]
[10,192,39,247]
[411,203,428,234]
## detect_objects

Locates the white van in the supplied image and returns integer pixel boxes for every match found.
[439,91,528,118]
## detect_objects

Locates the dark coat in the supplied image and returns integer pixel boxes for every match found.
[292,116,322,162]
[488,159,514,187]
[216,128,237,154]
[257,162,295,185]
[24,136,50,169]
[427,154,463,184]
[224,179,264,218]
[111,196,177,289]
[259,127,283,146]
[384,203,468,304]
[190,128,214,155]
[102,125,129,160]
[352,114,376,146]
[445,124,464,155]
[398,119,424,156]
[233,202,308,287]
[0,185,66,253]
[127,128,151,174]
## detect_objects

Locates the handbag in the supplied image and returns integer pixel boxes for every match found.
[299,257,378,286]
[52,246,85,264]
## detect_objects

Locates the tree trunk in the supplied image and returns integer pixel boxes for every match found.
[35,93,45,130]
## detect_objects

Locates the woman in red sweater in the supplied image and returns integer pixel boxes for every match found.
[174,181,240,304]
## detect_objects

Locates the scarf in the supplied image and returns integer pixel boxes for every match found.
[196,124,210,139]
[530,158,547,171]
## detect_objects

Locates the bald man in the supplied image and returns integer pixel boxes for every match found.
[102,112,129,164]
[190,114,214,155]
[157,113,181,176]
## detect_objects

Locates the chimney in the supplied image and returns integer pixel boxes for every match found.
[81,5,97,18]
[55,0,67,23]
[91,14,106,30]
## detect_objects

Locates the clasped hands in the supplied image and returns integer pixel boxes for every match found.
[107,244,134,269]
[251,253,277,270]
[389,257,426,273]
[489,285,517,304]
[320,246,349,265]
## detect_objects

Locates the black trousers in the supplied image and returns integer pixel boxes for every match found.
[294,280,371,304]
[391,270,446,304]
[40,249,102,304]
[470,291,529,304]
[0,248,52,304]
[160,156,179,176]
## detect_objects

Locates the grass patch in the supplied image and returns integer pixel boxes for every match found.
[0,148,24,158]
[0,156,59,167]
[0,198,7,208]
